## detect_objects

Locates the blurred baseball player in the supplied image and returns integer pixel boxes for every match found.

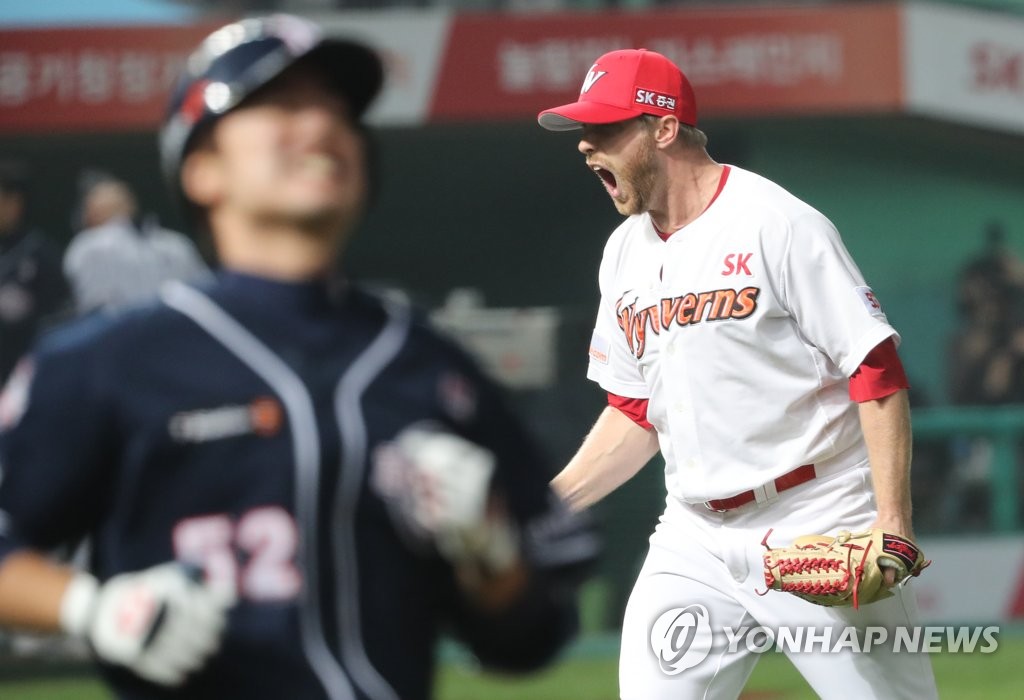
[538,49,938,698]
[0,15,596,700]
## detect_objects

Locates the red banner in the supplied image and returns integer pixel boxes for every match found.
[0,24,213,132]
[430,4,903,122]
[0,5,906,133]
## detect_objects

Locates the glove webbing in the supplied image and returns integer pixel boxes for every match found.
[758,529,875,609]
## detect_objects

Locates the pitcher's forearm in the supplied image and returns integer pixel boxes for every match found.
[552,406,660,511]
[858,390,914,536]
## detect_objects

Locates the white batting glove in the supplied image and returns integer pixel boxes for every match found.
[394,427,519,574]
[59,563,232,686]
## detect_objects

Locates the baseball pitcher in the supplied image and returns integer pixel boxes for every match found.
[538,48,938,699]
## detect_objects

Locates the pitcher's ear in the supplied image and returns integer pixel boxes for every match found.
[653,115,680,149]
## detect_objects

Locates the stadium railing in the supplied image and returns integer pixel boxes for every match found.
[912,406,1024,532]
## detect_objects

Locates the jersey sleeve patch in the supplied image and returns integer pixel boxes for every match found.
[588,332,610,365]
[855,286,886,317]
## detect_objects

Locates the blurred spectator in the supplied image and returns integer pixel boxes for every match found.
[0,161,70,385]
[63,172,210,315]
[948,221,1024,405]
[943,221,1024,531]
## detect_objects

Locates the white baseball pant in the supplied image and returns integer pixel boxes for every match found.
[618,462,939,700]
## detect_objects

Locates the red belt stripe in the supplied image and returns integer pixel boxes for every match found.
[704,464,816,512]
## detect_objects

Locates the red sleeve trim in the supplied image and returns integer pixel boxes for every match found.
[849,337,910,403]
[608,392,653,430]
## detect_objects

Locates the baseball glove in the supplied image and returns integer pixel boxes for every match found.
[760,528,929,609]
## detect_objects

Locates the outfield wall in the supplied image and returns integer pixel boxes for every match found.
[915,535,1024,624]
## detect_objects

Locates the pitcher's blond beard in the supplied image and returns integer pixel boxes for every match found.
[616,134,659,216]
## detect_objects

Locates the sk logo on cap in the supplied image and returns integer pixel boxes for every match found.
[581,67,607,94]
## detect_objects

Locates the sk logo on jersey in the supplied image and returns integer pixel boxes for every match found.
[721,253,753,276]
[616,287,760,359]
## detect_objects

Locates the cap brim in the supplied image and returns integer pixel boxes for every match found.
[537,101,642,131]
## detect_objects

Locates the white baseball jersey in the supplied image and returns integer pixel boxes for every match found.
[587,165,898,503]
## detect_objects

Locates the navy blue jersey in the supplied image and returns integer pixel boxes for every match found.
[0,271,597,700]
[0,227,71,383]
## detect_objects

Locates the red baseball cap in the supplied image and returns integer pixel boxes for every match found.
[538,48,697,131]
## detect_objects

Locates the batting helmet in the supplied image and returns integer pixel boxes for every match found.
[159,13,384,201]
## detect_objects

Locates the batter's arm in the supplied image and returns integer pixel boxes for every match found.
[0,551,72,632]
[858,389,914,582]
[551,406,660,512]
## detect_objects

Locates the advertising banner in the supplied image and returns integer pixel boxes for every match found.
[0,25,211,132]
[2,3,1023,137]
[904,2,1024,134]
[431,4,903,121]
[915,536,1024,623]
